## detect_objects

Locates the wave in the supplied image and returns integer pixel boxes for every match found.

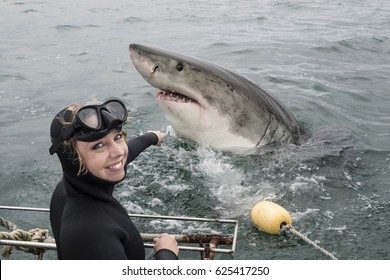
[54,24,99,32]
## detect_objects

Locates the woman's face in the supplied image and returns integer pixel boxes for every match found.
[75,130,128,182]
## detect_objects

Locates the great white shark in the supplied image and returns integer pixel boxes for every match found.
[129,43,306,153]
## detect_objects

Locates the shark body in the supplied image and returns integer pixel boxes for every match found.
[129,44,305,153]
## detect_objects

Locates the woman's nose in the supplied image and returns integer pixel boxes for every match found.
[108,142,125,158]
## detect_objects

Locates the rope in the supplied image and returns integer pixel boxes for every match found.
[281,224,338,260]
[0,217,55,260]
[0,217,18,231]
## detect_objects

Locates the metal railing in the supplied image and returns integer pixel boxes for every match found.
[0,205,239,259]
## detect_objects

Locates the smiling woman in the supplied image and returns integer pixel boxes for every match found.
[75,130,129,182]
[48,98,179,260]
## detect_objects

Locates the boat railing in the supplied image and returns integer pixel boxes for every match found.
[0,205,239,260]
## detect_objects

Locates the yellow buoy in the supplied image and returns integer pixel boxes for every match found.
[251,200,292,235]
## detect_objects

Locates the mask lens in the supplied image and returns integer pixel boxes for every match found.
[105,100,126,121]
[78,107,100,129]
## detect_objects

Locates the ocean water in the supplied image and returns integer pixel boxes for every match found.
[0,0,389,260]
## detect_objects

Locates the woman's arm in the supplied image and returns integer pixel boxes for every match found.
[126,131,166,163]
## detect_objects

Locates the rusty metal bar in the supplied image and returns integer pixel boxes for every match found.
[0,240,234,255]
[141,233,233,245]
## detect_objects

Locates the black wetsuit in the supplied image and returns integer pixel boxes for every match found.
[50,133,177,260]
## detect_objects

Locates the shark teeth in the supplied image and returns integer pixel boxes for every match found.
[157,90,198,104]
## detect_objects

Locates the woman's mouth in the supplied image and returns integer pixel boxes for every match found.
[107,161,123,171]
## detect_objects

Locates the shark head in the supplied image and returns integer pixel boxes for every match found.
[129,43,303,153]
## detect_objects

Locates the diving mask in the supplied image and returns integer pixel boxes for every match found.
[49,99,128,155]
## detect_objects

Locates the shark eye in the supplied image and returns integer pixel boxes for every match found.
[176,63,184,72]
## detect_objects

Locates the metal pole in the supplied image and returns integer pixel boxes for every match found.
[0,240,56,250]
[129,213,238,224]
[0,206,238,225]
[0,239,234,254]
[0,206,50,212]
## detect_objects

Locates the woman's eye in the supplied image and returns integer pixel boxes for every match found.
[92,143,104,150]
[114,133,123,141]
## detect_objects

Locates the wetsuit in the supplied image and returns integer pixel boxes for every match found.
[50,132,177,260]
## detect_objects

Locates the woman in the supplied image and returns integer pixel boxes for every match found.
[48,98,179,260]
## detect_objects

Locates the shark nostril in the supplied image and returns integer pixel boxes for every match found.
[151,65,159,74]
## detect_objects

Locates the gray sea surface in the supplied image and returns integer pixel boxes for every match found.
[0,0,389,260]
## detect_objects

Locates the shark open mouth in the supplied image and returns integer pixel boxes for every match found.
[157,90,199,104]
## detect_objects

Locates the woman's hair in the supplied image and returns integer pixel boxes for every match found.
[58,104,84,175]
[59,103,127,176]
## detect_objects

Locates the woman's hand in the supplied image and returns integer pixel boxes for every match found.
[153,233,179,256]
[148,130,167,146]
